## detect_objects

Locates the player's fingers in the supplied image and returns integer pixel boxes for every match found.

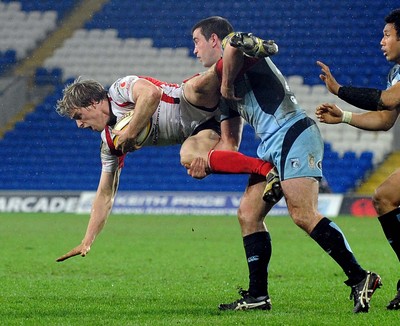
[317,60,328,69]
[56,248,82,262]
[56,253,75,262]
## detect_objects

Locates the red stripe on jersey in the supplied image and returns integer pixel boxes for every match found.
[139,76,180,104]
[104,127,126,163]
[108,96,131,108]
[183,73,201,83]
[117,155,125,169]
[161,92,180,104]
[140,76,179,88]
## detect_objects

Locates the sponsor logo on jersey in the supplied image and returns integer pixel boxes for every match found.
[291,158,300,169]
[308,154,315,169]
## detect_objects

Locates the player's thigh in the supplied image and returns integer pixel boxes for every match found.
[373,167,400,213]
[180,129,220,164]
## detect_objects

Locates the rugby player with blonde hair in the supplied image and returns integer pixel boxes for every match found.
[55,70,277,262]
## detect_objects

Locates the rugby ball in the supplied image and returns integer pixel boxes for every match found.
[113,110,152,150]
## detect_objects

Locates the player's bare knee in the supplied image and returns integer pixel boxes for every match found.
[290,211,319,234]
[180,143,193,163]
[291,216,308,231]
[237,209,263,231]
[372,193,383,215]
[180,151,191,168]
[372,190,394,215]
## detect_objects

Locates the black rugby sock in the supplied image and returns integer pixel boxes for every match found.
[310,217,366,285]
[378,207,400,262]
[243,231,272,298]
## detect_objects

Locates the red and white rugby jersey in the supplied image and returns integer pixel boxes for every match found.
[100,75,220,172]
[100,75,184,172]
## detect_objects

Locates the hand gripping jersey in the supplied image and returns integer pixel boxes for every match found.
[100,75,220,172]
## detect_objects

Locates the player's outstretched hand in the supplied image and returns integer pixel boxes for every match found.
[56,243,91,262]
[316,61,341,95]
[187,157,210,179]
[315,103,344,124]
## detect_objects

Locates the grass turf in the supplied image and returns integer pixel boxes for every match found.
[0,213,398,325]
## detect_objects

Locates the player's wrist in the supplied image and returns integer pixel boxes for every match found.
[333,84,341,95]
[341,110,352,124]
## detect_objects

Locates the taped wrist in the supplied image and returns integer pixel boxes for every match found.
[338,86,382,111]
[341,111,352,124]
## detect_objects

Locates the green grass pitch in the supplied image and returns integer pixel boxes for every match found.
[0,213,398,325]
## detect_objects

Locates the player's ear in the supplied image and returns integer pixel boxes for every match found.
[210,33,220,45]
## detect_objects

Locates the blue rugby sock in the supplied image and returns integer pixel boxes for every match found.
[243,231,272,298]
[378,207,400,262]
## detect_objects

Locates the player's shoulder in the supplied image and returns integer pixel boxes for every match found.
[109,76,140,101]
[111,76,139,91]
[388,64,400,80]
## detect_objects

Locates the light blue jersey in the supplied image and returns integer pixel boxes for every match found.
[387,63,400,88]
[222,58,323,181]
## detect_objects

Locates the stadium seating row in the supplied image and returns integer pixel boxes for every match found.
[0,2,58,59]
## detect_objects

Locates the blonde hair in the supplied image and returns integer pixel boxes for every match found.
[56,76,108,117]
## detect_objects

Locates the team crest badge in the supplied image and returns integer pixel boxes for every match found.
[291,158,300,169]
[308,154,315,169]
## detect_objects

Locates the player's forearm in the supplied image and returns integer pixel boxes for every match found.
[128,92,160,138]
[81,170,120,248]
[221,45,244,90]
[216,118,243,151]
[347,111,397,131]
[81,194,113,247]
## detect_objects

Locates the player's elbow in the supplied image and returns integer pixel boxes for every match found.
[380,119,396,131]
[381,124,394,131]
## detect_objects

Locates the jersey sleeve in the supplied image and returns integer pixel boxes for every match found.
[387,64,400,89]
[109,75,140,103]
[100,141,121,173]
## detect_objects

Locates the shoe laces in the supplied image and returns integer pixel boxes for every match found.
[350,273,372,309]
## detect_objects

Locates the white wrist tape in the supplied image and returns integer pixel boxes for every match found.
[341,111,352,124]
